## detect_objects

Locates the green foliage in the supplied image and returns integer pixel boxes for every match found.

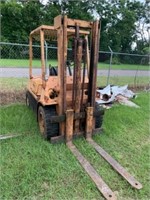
[104,56,121,65]
[134,1,150,54]
[143,47,150,54]
[40,1,61,25]
[1,1,25,42]
[62,0,93,20]
[21,1,44,33]
[1,0,45,43]
[121,55,134,64]
[0,0,149,53]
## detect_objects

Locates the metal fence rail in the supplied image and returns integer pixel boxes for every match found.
[0,42,149,66]
[0,42,149,89]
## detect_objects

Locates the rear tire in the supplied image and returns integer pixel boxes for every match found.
[38,106,59,140]
[26,92,30,107]
[95,103,104,128]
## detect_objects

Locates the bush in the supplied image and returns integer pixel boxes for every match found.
[104,56,121,65]
[121,55,134,64]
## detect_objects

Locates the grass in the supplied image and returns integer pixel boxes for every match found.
[0,92,150,199]
[0,76,149,92]
[0,59,57,68]
[1,58,149,70]
[0,78,28,91]
[97,76,150,87]
[98,62,149,70]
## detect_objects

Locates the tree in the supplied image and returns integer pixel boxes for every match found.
[1,0,149,55]
[1,0,44,43]
[1,1,25,42]
[22,1,44,35]
[91,0,146,53]
[42,1,61,25]
[61,0,93,20]
[134,0,150,54]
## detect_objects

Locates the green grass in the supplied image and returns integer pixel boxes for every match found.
[0,77,149,92]
[0,59,57,68]
[97,76,150,87]
[0,78,28,91]
[1,58,149,70]
[98,62,150,70]
[0,93,150,199]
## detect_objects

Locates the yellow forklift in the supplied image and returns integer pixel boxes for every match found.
[26,15,142,200]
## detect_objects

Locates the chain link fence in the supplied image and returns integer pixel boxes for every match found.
[0,42,149,91]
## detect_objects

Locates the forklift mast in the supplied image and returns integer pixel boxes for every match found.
[55,16,100,139]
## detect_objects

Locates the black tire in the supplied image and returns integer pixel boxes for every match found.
[26,92,30,107]
[38,106,59,140]
[26,91,38,113]
[95,103,104,128]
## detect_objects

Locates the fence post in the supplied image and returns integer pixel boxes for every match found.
[106,46,113,85]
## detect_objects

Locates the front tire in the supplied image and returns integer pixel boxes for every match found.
[38,106,59,140]
[95,103,104,128]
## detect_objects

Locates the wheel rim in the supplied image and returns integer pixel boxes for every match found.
[39,111,45,135]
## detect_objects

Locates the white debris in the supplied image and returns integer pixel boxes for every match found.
[116,95,140,108]
[0,134,21,140]
[96,85,139,108]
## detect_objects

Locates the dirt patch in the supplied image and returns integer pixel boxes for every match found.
[0,89,26,105]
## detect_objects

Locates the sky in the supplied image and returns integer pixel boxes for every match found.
[40,0,52,5]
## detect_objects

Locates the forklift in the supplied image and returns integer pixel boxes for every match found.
[26,15,142,200]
